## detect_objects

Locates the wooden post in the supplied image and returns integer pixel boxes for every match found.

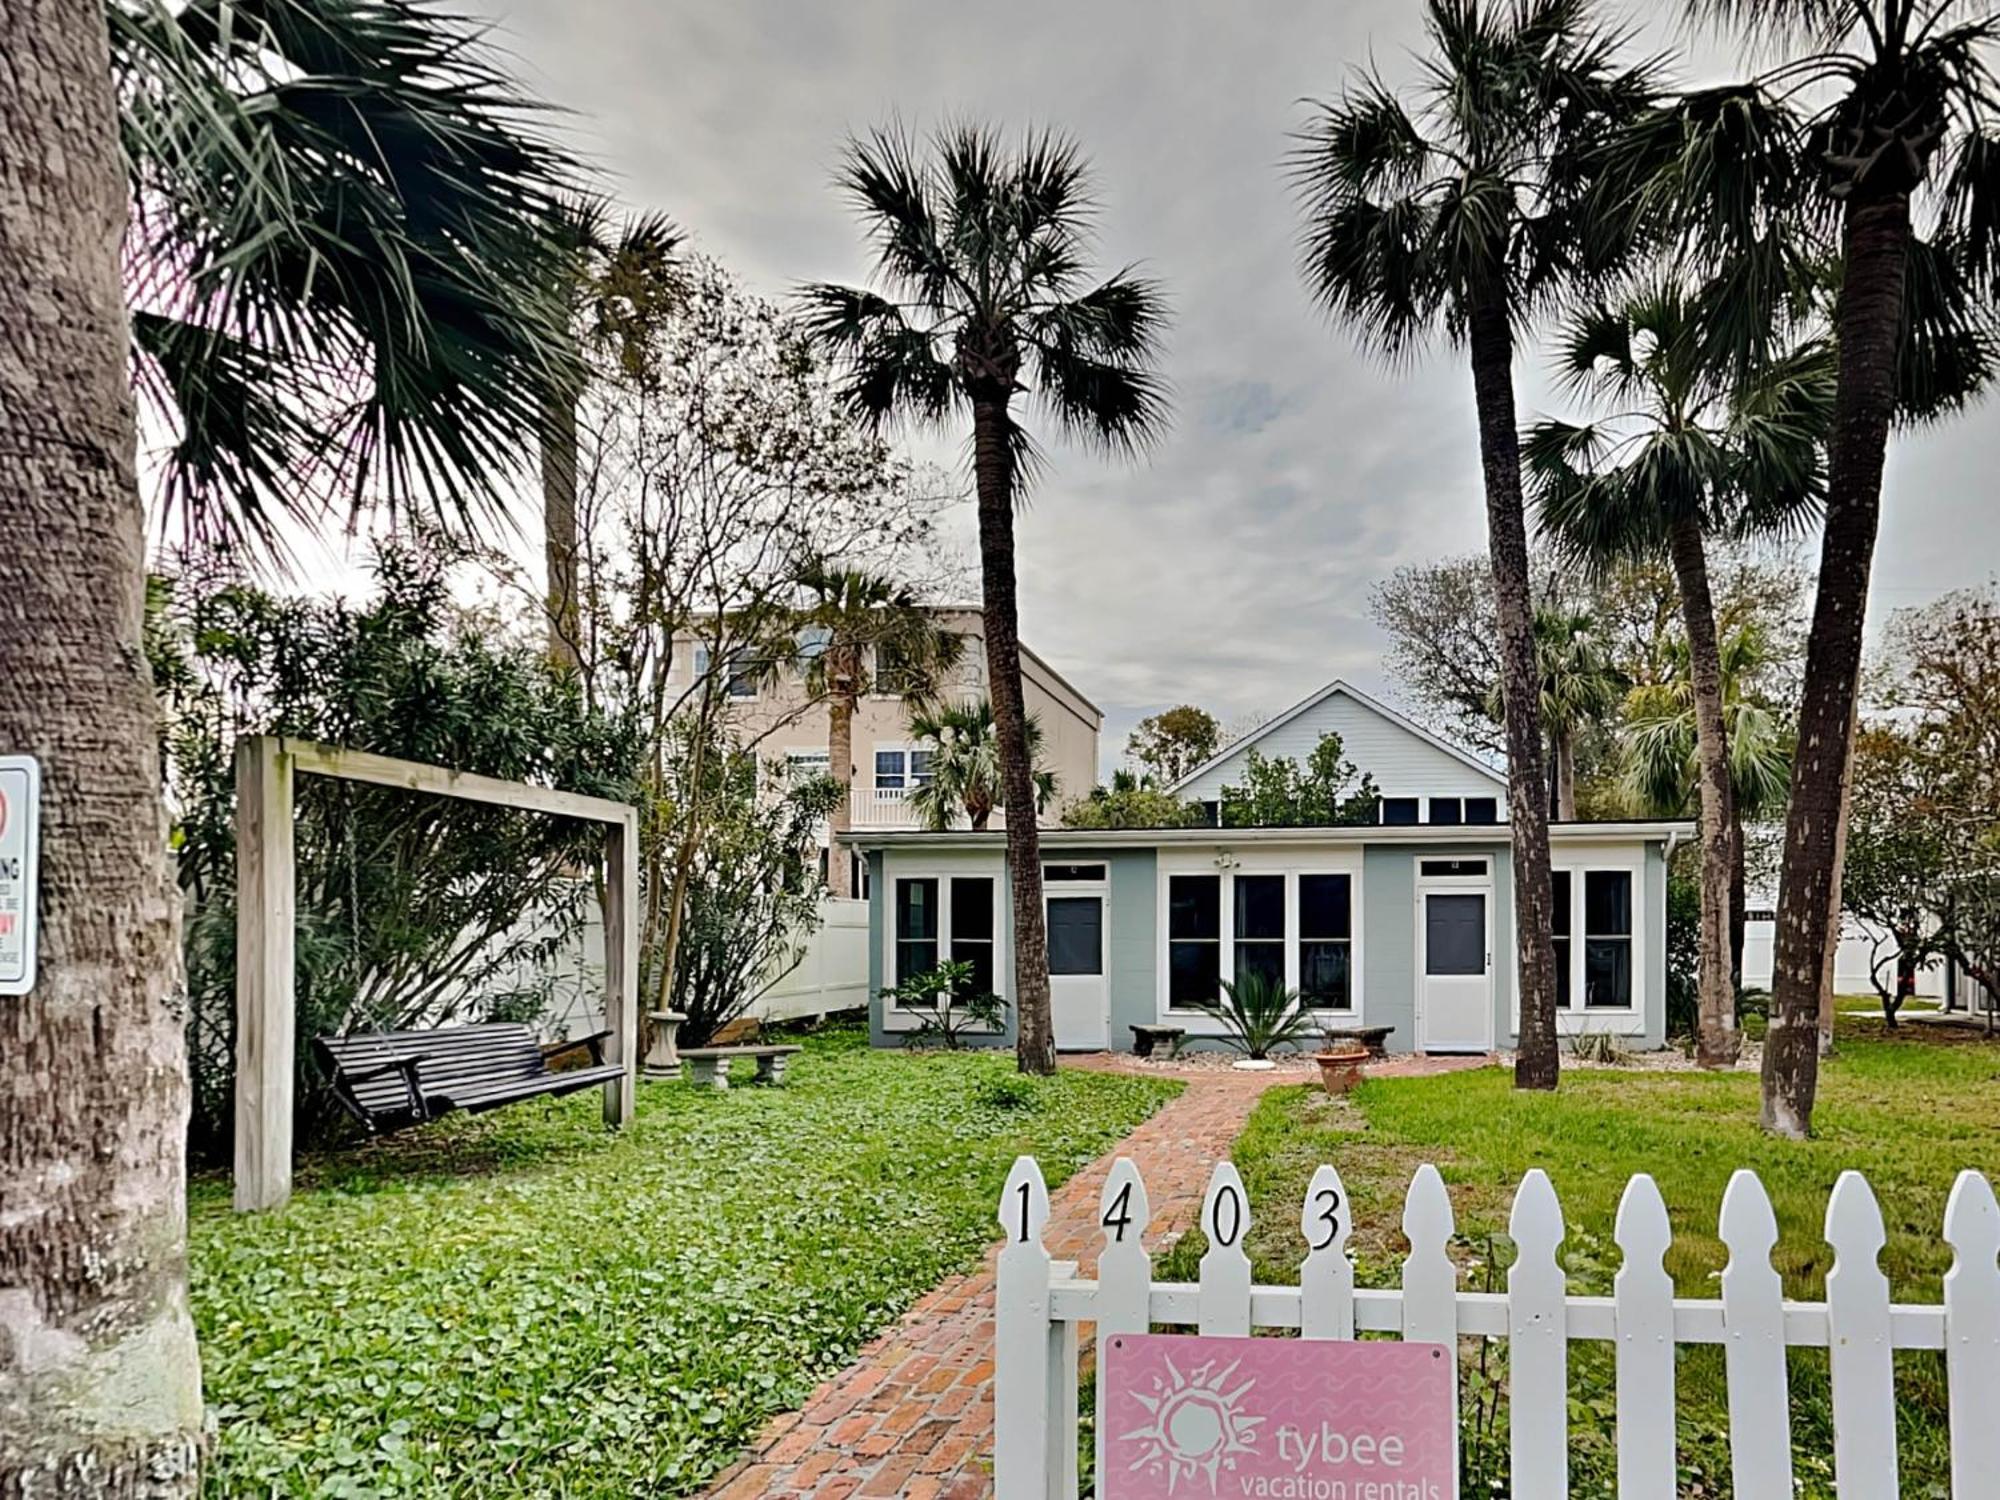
[233,736,295,1212]
[603,810,639,1128]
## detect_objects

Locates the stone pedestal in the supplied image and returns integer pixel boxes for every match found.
[643,1010,688,1076]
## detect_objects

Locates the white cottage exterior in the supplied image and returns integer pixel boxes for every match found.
[851,680,1689,1056]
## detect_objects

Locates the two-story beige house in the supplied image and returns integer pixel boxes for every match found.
[700,606,1101,893]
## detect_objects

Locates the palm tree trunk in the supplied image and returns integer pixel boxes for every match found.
[1667,515,1741,1067]
[541,387,581,673]
[1818,682,1862,1059]
[1554,733,1577,822]
[0,0,204,1486]
[826,683,855,899]
[971,397,1054,1075]
[1729,816,1747,997]
[1762,191,1912,1138]
[1468,297,1560,1090]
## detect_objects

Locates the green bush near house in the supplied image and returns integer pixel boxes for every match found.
[1157,1018,2000,1498]
[190,1026,1177,1498]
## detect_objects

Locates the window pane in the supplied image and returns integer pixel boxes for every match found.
[1169,875,1220,940]
[1047,897,1102,975]
[1585,938,1632,1008]
[1299,874,1351,940]
[1550,870,1572,937]
[1553,937,1572,1009]
[1420,858,1487,879]
[1585,871,1632,936]
[875,749,906,788]
[1235,874,1285,941]
[1300,941,1351,1008]
[950,939,995,996]
[896,878,938,941]
[1234,942,1284,992]
[1045,863,1108,883]
[1465,797,1499,825]
[909,749,934,785]
[1425,893,1485,976]
[951,878,992,941]
[1168,941,1219,1008]
[1428,798,1463,825]
[896,940,938,987]
[1381,797,1420,826]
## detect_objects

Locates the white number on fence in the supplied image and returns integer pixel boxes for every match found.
[994,1156,1993,1500]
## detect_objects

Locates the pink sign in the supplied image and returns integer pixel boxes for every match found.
[1101,1333,1457,1500]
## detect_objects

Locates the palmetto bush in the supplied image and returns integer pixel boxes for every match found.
[1197,972,1321,1060]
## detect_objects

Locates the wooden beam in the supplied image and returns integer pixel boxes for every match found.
[280,737,633,826]
[233,737,295,1212]
[603,810,639,1127]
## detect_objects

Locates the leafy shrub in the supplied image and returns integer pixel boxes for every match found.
[974,1072,1041,1110]
[1197,971,1320,1058]
[880,958,1006,1050]
[151,540,641,1159]
[1664,863,1700,1038]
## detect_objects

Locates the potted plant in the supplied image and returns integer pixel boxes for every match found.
[1197,972,1318,1069]
[1313,1026,1369,1095]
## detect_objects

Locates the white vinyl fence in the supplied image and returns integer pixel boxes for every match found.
[992,1155,2000,1499]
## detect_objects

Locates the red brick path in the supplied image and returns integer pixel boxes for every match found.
[701,1053,1486,1499]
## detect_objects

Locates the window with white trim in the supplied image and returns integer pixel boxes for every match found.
[949,877,995,995]
[785,749,831,784]
[894,878,938,984]
[874,748,933,792]
[693,644,760,700]
[1428,797,1463,825]
[1551,869,1573,1010]
[1167,875,1221,1011]
[1233,874,1285,991]
[1298,874,1353,1010]
[891,875,995,997]
[1583,870,1634,1008]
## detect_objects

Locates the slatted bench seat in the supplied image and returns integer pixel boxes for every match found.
[316,1022,625,1135]
[678,1045,803,1090]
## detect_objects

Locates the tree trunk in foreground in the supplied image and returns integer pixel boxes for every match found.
[541,389,582,673]
[1468,299,1560,1089]
[1817,683,1861,1059]
[825,685,855,899]
[1762,192,1911,1138]
[0,0,204,1488]
[1552,732,1577,822]
[972,397,1054,1075]
[1667,516,1741,1068]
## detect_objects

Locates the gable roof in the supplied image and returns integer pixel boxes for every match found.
[1168,678,1506,795]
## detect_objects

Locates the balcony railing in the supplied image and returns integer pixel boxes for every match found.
[849,785,921,827]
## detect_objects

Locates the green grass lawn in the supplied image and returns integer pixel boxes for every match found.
[189,1027,1178,1498]
[1157,1017,2000,1499]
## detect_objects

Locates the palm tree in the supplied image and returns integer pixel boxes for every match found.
[3,0,202,1487]
[541,201,682,669]
[908,701,1059,831]
[114,0,580,555]
[1621,628,1796,995]
[1622,1,1999,1133]
[1291,0,1661,1089]
[1527,283,1829,1065]
[5,0,584,1476]
[801,124,1170,1075]
[1499,605,1625,821]
[792,562,966,894]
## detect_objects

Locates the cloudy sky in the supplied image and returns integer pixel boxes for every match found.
[475,0,1997,776]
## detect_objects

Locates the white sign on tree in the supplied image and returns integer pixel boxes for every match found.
[0,756,42,995]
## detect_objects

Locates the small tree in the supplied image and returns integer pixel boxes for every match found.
[907,700,1057,831]
[1219,733,1379,829]
[1841,727,1954,1027]
[1063,771,1205,830]
[1127,706,1222,785]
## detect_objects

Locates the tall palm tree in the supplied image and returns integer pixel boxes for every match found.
[792,562,965,895]
[908,700,1059,831]
[114,0,581,555]
[1621,628,1797,993]
[1514,605,1625,820]
[1624,1,2000,1133]
[1527,282,1830,1065]
[801,124,1170,1075]
[3,0,202,1488]
[541,200,682,669]
[1291,0,1661,1088]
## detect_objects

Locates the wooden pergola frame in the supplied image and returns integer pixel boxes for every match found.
[232,735,640,1213]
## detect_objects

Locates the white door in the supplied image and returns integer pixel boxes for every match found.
[1047,894,1108,1051]
[1420,888,1493,1052]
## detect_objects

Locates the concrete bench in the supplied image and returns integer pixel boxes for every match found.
[1319,1025,1395,1058]
[679,1045,803,1090]
[1129,1024,1187,1059]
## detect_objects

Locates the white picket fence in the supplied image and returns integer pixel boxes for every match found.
[992,1155,2000,1499]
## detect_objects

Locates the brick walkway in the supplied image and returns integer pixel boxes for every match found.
[702,1052,1486,1499]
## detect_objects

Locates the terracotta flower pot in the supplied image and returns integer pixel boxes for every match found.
[1314,1042,1368,1096]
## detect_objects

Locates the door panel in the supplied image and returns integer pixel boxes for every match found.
[1420,889,1492,1052]
[1047,895,1108,1050]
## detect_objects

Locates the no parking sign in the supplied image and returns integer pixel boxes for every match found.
[0,756,41,995]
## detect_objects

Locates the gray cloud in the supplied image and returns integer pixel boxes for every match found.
[481,0,2000,779]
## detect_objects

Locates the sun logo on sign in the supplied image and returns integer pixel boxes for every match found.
[1119,1354,1263,1494]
